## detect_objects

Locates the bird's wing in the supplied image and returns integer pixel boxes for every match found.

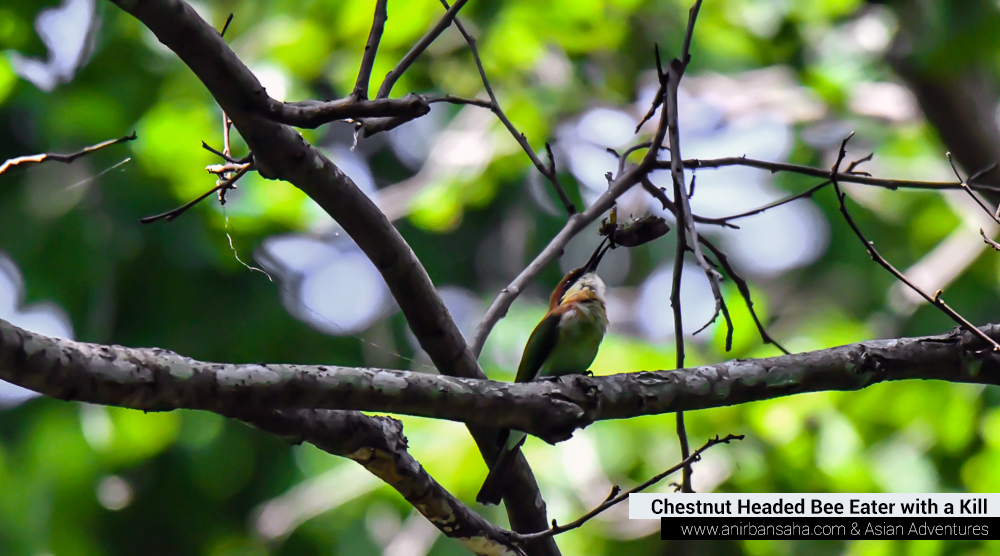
[514,311,560,383]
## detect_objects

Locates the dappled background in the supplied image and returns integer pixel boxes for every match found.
[2,0,1000,554]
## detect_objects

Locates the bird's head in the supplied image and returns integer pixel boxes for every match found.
[549,240,610,310]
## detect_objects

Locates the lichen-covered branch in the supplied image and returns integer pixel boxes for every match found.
[6,316,1000,445]
[231,408,521,556]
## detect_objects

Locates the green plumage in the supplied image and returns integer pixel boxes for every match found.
[477,292,608,505]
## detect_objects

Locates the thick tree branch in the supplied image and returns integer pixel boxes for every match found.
[7,317,1000,446]
[107,1,559,550]
[233,408,522,555]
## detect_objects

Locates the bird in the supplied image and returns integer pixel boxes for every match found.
[476,239,611,505]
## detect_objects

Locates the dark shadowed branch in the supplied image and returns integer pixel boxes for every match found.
[697,235,789,354]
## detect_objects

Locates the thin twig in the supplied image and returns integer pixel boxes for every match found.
[353,0,388,100]
[636,174,785,354]
[635,45,665,133]
[831,134,1000,351]
[376,0,469,99]
[201,141,251,164]
[219,12,233,37]
[513,434,744,542]
[981,229,1000,251]
[698,235,789,354]
[427,95,494,109]
[202,141,238,163]
[617,141,653,178]
[223,115,232,157]
[639,177,739,229]
[206,162,250,175]
[441,0,577,216]
[946,153,1000,227]
[704,181,831,224]
[140,163,252,224]
[216,13,237,200]
[670,189,692,495]
[671,157,1000,192]
[968,162,999,184]
[699,152,878,225]
[0,132,137,176]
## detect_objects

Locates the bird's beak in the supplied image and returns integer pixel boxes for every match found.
[583,238,611,274]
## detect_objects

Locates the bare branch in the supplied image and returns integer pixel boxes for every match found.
[612,141,653,178]
[202,141,243,163]
[428,95,494,109]
[218,12,233,37]
[690,152,892,226]
[702,180,830,225]
[671,156,1000,192]
[634,45,665,133]
[982,228,1000,251]
[946,152,1000,227]
[234,409,523,555]
[376,0,470,99]
[442,0,577,215]
[515,434,743,542]
[830,134,1000,351]
[353,0,388,100]
[273,94,432,130]
[0,132,136,176]
[139,162,253,223]
[639,176,738,229]
[697,235,789,354]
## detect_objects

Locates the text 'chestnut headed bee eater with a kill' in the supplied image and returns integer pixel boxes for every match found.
[477,239,611,505]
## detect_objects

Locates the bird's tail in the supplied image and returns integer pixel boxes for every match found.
[476,431,527,505]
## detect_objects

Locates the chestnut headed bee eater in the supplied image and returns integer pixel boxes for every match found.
[477,240,610,505]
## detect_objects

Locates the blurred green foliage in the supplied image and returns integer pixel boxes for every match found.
[2,0,1000,555]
